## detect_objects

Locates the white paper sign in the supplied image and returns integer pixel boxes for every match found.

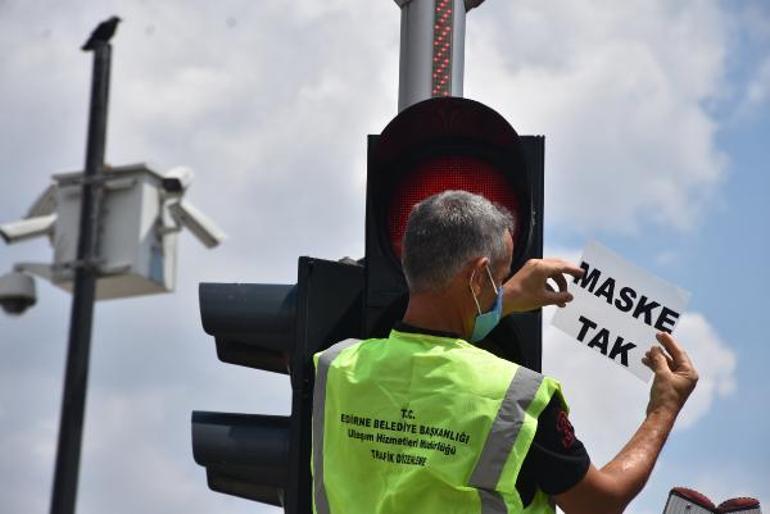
[551,241,691,382]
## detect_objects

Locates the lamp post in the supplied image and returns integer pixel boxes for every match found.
[49,22,114,514]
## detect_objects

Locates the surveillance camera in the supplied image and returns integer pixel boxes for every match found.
[167,200,225,248]
[161,166,195,194]
[0,271,37,315]
[0,214,57,244]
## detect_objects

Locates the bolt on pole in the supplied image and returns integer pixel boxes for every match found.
[49,34,112,514]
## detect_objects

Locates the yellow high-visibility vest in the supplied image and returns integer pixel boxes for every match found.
[312,328,567,514]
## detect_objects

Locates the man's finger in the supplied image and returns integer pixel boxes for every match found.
[551,272,569,293]
[659,349,674,370]
[543,283,568,307]
[543,290,573,307]
[655,332,690,367]
[546,259,584,280]
[646,346,670,374]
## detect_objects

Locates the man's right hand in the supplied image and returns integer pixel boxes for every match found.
[555,332,699,514]
[642,332,699,416]
[501,258,584,315]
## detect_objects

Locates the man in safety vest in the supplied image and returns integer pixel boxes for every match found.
[312,190,699,514]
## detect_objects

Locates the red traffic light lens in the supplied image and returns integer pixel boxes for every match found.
[387,154,521,259]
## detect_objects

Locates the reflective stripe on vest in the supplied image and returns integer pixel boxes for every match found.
[469,365,545,514]
[478,489,508,514]
[312,338,361,514]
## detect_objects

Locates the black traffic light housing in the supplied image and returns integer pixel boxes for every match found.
[192,412,289,505]
[192,257,363,512]
[365,97,545,370]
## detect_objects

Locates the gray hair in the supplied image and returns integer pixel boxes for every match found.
[401,190,515,293]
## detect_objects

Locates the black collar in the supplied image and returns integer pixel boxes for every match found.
[393,321,462,340]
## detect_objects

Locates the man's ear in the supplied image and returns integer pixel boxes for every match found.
[466,256,490,296]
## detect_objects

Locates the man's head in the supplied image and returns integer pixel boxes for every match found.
[401,190,515,339]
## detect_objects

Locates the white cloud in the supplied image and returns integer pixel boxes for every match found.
[543,245,581,265]
[543,309,737,463]
[745,58,770,105]
[734,56,770,119]
[673,313,737,426]
[466,0,728,234]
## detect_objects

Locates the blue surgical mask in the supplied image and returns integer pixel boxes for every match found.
[469,264,504,343]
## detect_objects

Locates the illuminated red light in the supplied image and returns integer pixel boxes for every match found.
[387,155,521,259]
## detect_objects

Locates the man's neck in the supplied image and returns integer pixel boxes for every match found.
[401,291,468,339]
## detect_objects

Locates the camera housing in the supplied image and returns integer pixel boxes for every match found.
[168,200,225,249]
[0,214,56,244]
[0,271,37,315]
[161,166,195,194]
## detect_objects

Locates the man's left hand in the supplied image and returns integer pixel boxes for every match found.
[502,259,584,315]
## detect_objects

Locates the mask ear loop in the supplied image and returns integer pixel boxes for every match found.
[468,268,483,315]
[484,264,499,295]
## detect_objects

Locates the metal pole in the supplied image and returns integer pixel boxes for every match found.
[49,42,111,514]
[395,0,470,112]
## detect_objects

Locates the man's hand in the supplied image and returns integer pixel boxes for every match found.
[556,333,699,514]
[642,332,699,416]
[502,258,584,315]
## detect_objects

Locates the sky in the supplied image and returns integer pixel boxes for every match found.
[0,1,768,513]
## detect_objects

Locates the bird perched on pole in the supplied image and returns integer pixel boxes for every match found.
[81,16,122,51]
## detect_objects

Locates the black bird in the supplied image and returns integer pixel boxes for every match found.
[81,16,122,51]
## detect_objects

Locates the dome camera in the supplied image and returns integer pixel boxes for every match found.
[0,271,37,315]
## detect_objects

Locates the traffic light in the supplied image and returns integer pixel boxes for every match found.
[191,96,545,513]
[191,257,363,512]
[365,96,545,370]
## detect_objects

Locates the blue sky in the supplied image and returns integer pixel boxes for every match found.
[0,1,768,513]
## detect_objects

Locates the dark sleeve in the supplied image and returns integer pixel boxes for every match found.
[515,395,591,505]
